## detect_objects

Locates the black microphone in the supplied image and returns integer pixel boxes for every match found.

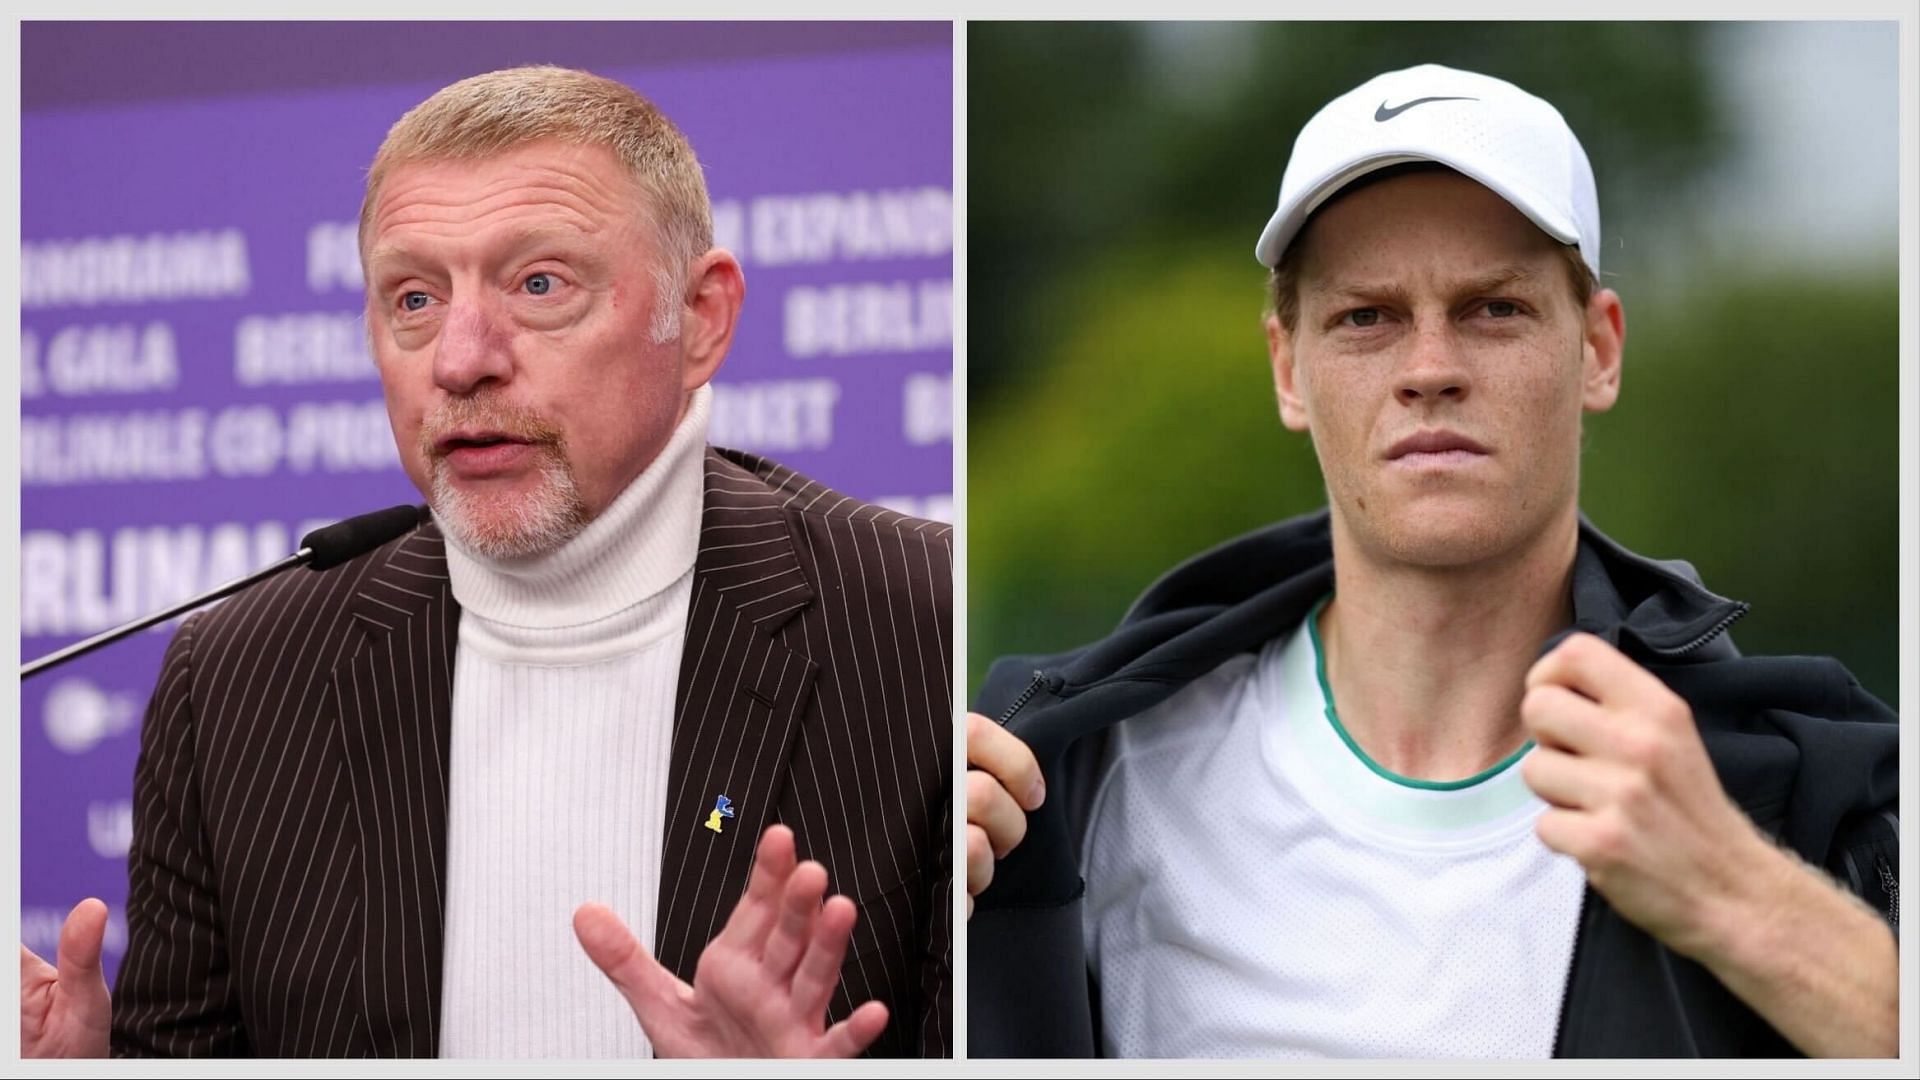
[301,504,425,570]
[20,505,423,679]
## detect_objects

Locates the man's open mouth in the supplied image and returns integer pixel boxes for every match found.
[438,433,531,454]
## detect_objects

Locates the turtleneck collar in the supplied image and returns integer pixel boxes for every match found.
[440,385,709,633]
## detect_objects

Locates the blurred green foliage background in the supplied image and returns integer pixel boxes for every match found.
[967,22,1900,706]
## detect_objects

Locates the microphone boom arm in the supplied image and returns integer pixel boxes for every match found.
[19,504,421,681]
[21,550,313,680]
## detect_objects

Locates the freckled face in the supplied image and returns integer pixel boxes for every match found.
[362,140,690,557]
[1278,170,1615,568]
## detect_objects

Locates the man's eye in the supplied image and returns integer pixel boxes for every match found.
[1344,308,1381,328]
[1484,300,1519,317]
[524,273,554,296]
[401,291,432,312]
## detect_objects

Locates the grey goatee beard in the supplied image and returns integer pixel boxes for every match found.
[421,397,588,560]
[430,449,587,560]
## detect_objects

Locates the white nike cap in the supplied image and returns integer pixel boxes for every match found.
[1254,63,1601,276]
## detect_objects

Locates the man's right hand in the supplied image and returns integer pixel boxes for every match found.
[964,712,1044,919]
[20,898,111,1058]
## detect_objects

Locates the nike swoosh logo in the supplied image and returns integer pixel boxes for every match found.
[1374,95,1478,122]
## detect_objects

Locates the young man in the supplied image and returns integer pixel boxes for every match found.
[966,64,1897,1058]
[21,66,951,1059]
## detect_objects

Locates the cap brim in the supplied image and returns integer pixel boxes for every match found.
[1255,150,1580,268]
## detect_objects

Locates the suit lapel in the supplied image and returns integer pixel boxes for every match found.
[653,450,821,982]
[333,523,458,1058]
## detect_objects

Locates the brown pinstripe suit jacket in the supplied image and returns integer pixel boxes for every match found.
[109,448,953,1058]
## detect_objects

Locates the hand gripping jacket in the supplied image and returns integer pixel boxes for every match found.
[969,509,1899,1058]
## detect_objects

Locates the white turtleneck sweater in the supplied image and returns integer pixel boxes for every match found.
[436,387,711,1059]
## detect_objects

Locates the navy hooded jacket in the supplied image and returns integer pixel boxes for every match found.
[970,509,1899,1058]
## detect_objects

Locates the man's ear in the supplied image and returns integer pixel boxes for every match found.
[1581,286,1624,414]
[1268,313,1310,432]
[679,249,745,391]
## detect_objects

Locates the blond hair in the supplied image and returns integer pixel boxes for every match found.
[1262,162,1596,333]
[360,65,711,341]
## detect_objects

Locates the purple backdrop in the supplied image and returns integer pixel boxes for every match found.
[19,23,953,980]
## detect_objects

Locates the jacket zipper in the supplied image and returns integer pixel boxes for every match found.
[997,670,1055,725]
[1876,855,1897,928]
[1553,603,1749,1056]
[1652,603,1749,658]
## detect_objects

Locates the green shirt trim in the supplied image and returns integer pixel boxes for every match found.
[1307,593,1533,792]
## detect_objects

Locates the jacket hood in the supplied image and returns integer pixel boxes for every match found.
[1127,506,1746,661]
[1003,508,1748,763]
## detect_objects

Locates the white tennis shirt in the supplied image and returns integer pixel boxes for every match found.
[1080,599,1586,1058]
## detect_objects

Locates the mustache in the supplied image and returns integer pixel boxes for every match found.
[418,395,567,459]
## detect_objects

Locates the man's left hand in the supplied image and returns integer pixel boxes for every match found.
[1519,631,1766,956]
[573,824,888,1058]
[1520,632,1897,1058]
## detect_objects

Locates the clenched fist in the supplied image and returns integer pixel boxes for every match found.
[964,712,1044,919]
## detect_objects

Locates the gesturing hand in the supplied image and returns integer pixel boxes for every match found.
[20,898,111,1058]
[573,824,887,1058]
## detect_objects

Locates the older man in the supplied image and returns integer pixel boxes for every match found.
[965,64,1897,1058]
[22,66,951,1059]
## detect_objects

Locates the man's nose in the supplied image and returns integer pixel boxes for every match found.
[1395,319,1469,405]
[432,294,514,394]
